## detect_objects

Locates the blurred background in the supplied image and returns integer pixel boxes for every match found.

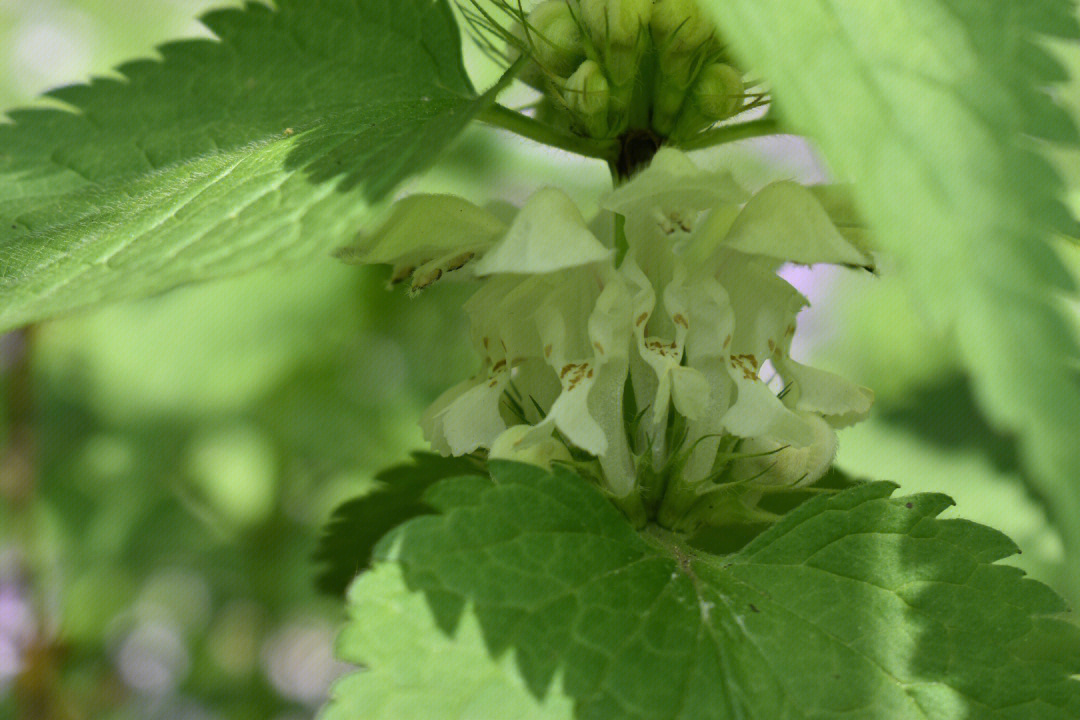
[0,2,1076,718]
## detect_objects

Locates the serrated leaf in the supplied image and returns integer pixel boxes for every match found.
[314,452,483,595]
[700,0,1080,595]
[0,0,494,330]
[322,563,574,720]
[327,462,1080,719]
[687,466,865,556]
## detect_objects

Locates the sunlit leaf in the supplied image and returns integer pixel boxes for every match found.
[0,0,495,330]
[324,462,1080,719]
[324,563,575,720]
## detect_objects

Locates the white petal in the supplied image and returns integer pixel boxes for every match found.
[601,148,748,218]
[681,203,742,266]
[614,256,660,424]
[589,359,636,495]
[420,370,509,456]
[680,357,735,483]
[670,366,711,420]
[728,412,838,487]
[534,270,602,366]
[778,357,874,427]
[466,273,584,366]
[587,278,637,492]
[807,184,876,266]
[716,254,806,361]
[489,425,572,470]
[472,188,612,275]
[587,269,634,360]
[671,272,737,467]
[681,273,734,361]
[537,361,606,455]
[527,275,637,465]
[721,374,816,448]
[419,378,474,455]
[620,255,657,331]
[339,194,505,270]
[638,339,680,426]
[722,182,871,267]
[464,276,528,365]
[624,258,690,427]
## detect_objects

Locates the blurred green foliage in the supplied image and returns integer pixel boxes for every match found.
[0,5,609,717]
[0,1,1077,718]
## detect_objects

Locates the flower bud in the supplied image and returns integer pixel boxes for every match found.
[564,59,611,137]
[650,79,688,137]
[651,0,714,54]
[579,0,652,49]
[578,0,651,86]
[728,414,838,488]
[692,62,743,120]
[526,1,586,78]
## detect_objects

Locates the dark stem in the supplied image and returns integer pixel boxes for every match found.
[0,329,35,511]
[612,128,662,181]
[1,329,76,720]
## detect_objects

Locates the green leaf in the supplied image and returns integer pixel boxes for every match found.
[329,462,1080,719]
[0,0,494,330]
[313,452,483,595]
[686,466,865,556]
[324,563,575,720]
[700,0,1080,595]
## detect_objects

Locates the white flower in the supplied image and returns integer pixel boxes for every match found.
[343,149,874,525]
[489,424,573,470]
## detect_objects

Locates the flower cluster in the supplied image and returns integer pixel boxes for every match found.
[467,0,747,142]
[340,149,872,531]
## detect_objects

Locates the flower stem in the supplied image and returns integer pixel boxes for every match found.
[478,104,619,161]
[656,472,703,529]
[610,489,648,530]
[613,212,629,266]
[675,116,782,151]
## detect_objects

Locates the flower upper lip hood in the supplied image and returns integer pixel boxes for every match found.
[339,148,873,517]
[470,188,612,275]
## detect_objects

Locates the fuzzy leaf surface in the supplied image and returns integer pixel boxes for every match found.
[700,0,1080,591]
[0,0,486,329]
[327,462,1080,720]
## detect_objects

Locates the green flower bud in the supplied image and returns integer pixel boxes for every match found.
[578,0,651,86]
[526,1,586,78]
[727,414,838,489]
[579,0,652,48]
[651,0,714,54]
[650,78,689,137]
[565,59,611,137]
[692,62,743,120]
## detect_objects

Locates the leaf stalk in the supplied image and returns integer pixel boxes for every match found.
[478,103,619,162]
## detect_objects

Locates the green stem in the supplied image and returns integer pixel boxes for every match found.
[656,474,702,529]
[613,211,628,266]
[609,489,648,530]
[675,116,782,151]
[478,104,618,161]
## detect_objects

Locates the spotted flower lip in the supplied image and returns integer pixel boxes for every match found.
[340,148,873,504]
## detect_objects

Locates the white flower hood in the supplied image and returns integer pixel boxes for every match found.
[343,149,873,509]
